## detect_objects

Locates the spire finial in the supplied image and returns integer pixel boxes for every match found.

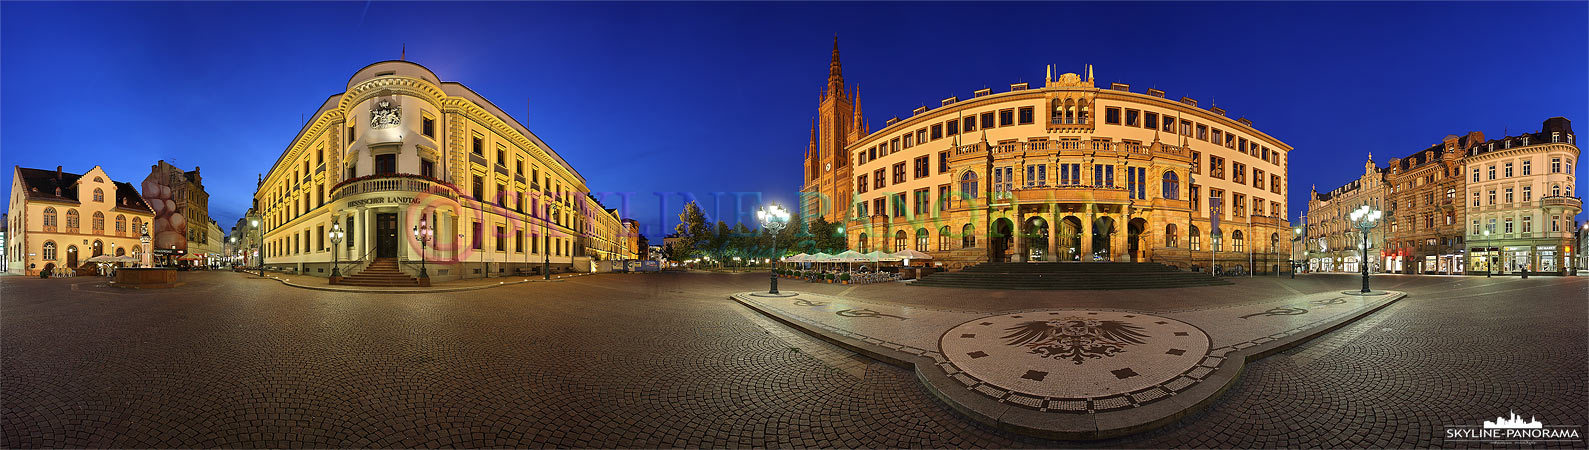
[401,43,406,61]
[828,35,843,87]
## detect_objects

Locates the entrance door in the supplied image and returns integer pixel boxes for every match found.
[1025,217,1048,262]
[376,213,399,258]
[991,219,1014,262]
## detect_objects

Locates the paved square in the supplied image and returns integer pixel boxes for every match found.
[2,272,1586,447]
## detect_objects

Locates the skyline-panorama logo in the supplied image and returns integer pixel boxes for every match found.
[1445,410,1582,444]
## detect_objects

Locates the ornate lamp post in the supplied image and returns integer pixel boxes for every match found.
[251,218,263,275]
[756,203,789,294]
[412,216,432,286]
[1349,204,1383,293]
[1291,226,1302,279]
[328,222,344,283]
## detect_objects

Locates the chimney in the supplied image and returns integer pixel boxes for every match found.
[55,166,62,180]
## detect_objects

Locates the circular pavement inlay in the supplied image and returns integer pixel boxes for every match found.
[940,310,1211,399]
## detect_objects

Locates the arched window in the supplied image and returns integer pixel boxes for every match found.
[1232,230,1244,252]
[92,212,105,234]
[938,226,952,251]
[131,217,143,235]
[1212,230,1224,252]
[115,247,126,256]
[1162,171,1180,200]
[1078,99,1090,124]
[894,230,907,252]
[65,209,80,232]
[42,241,57,261]
[858,233,869,253]
[1189,226,1201,251]
[1165,224,1179,248]
[1270,233,1279,253]
[962,223,976,248]
[93,188,104,202]
[42,207,57,231]
[915,228,929,252]
[960,171,979,198]
[115,215,127,235]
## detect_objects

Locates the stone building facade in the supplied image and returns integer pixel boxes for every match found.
[807,42,1294,271]
[1463,117,1579,274]
[1304,156,1387,273]
[1383,132,1481,274]
[7,166,156,275]
[253,60,626,280]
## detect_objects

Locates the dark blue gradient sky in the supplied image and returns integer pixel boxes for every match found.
[3,1,1585,238]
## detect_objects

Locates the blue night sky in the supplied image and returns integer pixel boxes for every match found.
[3,1,1585,239]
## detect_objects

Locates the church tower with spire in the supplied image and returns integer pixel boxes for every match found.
[801,36,867,223]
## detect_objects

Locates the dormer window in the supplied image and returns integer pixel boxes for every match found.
[1552,131,1560,143]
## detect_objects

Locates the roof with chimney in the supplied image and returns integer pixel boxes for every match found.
[13,166,154,214]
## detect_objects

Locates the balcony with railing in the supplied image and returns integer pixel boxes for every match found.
[1541,195,1582,209]
[330,174,460,201]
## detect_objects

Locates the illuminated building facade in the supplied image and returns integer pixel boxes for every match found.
[7,166,156,276]
[254,60,625,281]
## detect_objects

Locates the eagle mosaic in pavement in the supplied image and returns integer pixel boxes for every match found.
[1001,317,1150,364]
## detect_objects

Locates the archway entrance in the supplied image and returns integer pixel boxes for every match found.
[991,218,1014,262]
[1091,217,1115,261]
[1024,217,1048,262]
[92,240,104,257]
[1059,216,1082,261]
[66,245,79,268]
[1127,218,1147,262]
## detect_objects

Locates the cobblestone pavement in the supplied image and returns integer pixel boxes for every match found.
[2,271,1585,447]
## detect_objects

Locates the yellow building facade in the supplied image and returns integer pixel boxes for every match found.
[7,166,156,276]
[821,61,1294,271]
[254,60,625,280]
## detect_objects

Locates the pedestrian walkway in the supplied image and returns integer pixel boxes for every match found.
[253,271,593,293]
[731,288,1404,440]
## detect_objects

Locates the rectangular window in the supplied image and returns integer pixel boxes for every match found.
[873,198,886,216]
[1551,157,1562,173]
[916,128,928,144]
[1488,165,1496,180]
[1211,129,1223,146]
[497,183,507,206]
[946,120,959,136]
[963,116,977,133]
[1271,174,1282,194]
[913,188,930,216]
[1210,156,1225,179]
[868,146,877,161]
[855,201,867,218]
[938,151,949,173]
[939,185,950,212]
[472,175,484,200]
[1124,109,1139,127]
[874,168,885,189]
[903,133,914,149]
[914,156,929,179]
[1191,151,1201,174]
[1018,107,1034,125]
[998,109,1014,127]
[1144,112,1158,129]
[893,162,906,184]
[420,159,435,178]
[496,226,506,251]
[892,193,906,217]
[472,222,482,249]
[1254,169,1265,189]
[1523,186,1532,202]
[1234,193,1246,217]
[348,125,355,144]
[931,124,943,140]
[981,112,995,129]
[472,135,484,155]
[857,175,868,194]
[1093,164,1115,187]
[422,117,435,138]
[1522,159,1532,175]
[1505,187,1514,203]
[1196,124,1208,141]
[1473,192,1480,206]
[1105,107,1121,125]
[1504,162,1513,178]
[1180,119,1192,136]
[1232,162,1246,184]
[1190,185,1201,214]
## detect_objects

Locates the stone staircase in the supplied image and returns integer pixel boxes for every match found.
[337,257,419,287]
[911,262,1231,290]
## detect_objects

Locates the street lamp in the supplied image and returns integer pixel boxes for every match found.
[756,203,790,294]
[328,222,344,283]
[543,202,562,280]
[1291,226,1302,279]
[413,215,432,286]
[1349,205,1382,293]
[251,218,263,275]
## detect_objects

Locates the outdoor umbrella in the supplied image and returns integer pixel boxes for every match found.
[833,250,864,272]
[891,249,933,266]
[84,255,117,263]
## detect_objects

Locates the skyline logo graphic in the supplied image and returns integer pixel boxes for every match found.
[1445,410,1581,444]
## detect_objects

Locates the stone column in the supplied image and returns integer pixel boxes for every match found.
[1013,210,1027,262]
[1047,204,1059,261]
[1081,204,1095,259]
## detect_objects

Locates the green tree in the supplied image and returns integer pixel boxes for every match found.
[672,201,709,260]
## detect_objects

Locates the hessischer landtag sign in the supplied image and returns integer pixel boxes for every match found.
[345,197,422,208]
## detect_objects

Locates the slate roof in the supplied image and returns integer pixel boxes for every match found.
[15,166,153,214]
